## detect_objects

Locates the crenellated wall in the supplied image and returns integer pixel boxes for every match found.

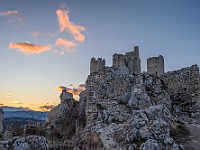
[90,58,106,73]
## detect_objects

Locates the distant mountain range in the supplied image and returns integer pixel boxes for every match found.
[1,106,48,121]
[1,106,48,129]
[1,106,32,112]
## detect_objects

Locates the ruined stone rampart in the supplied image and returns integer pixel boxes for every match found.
[161,65,200,114]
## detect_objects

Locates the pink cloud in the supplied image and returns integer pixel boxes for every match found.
[56,9,86,42]
[9,41,51,55]
[55,38,77,53]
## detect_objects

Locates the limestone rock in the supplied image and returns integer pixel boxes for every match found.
[47,90,73,123]
[0,135,48,150]
[140,139,161,150]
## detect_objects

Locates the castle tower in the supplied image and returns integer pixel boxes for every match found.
[113,54,126,68]
[112,46,141,74]
[147,55,164,77]
[125,46,141,74]
[90,58,105,73]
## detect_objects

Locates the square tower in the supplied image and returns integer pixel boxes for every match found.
[147,55,164,77]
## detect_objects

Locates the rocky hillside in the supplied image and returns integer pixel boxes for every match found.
[1,66,199,149]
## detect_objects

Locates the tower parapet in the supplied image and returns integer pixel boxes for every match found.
[147,55,164,77]
[90,58,105,73]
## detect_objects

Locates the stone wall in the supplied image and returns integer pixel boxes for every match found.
[0,107,3,135]
[90,58,105,73]
[161,65,200,114]
[147,55,164,77]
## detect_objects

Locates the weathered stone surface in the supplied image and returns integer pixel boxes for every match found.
[161,65,200,120]
[140,139,161,150]
[0,135,48,150]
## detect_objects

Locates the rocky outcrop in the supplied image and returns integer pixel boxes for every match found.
[0,135,48,150]
[0,107,3,136]
[46,90,85,141]
[75,67,185,149]
[47,90,73,123]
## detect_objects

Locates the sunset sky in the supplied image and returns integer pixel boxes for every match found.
[0,0,200,111]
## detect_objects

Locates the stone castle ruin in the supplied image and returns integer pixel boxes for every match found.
[87,46,200,125]
[90,46,141,74]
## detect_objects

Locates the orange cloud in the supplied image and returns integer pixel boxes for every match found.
[56,9,86,42]
[55,38,77,53]
[55,84,85,96]
[9,101,22,104]
[39,104,55,111]
[9,41,51,55]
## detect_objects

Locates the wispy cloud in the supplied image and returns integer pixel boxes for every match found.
[55,84,85,96]
[9,41,51,55]
[56,9,86,42]
[39,104,55,111]
[9,101,22,104]
[32,31,55,39]
[0,104,4,106]
[0,10,18,16]
[0,10,24,25]
[55,38,77,53]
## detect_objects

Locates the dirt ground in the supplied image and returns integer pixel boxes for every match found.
[183,123,200,150]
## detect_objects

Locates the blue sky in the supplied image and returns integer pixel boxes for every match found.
[0,0,200,110]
